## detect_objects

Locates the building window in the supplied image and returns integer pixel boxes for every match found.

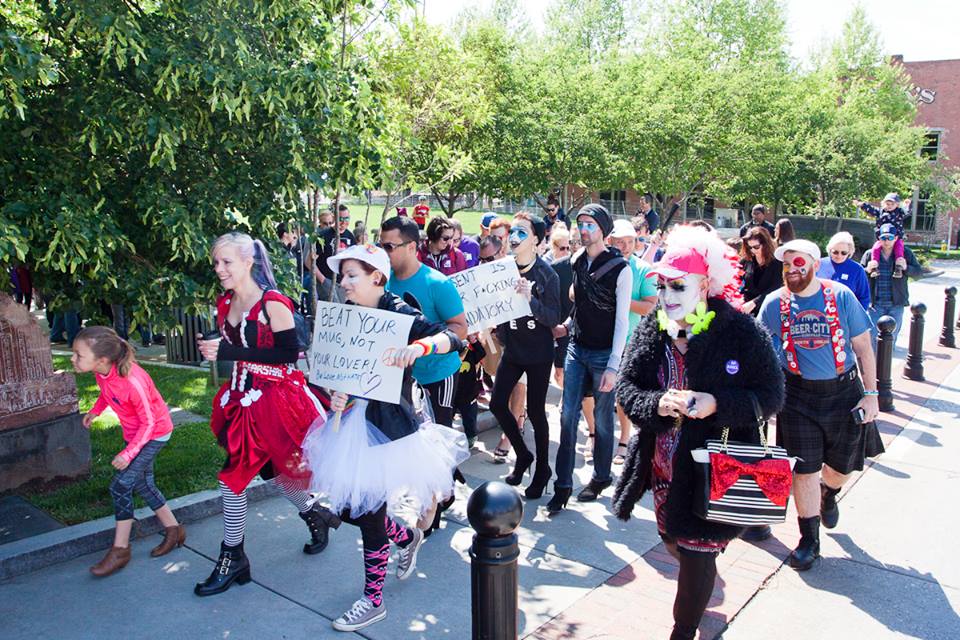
[598,190,627,216]
[911,190,936,232]
[920,131,941,161]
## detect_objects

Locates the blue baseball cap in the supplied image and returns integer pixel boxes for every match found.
[883,192,901,204]
[481,212,499,229]
[879,223,899,237]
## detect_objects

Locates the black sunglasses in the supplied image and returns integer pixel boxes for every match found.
[480,255,496,263]
[379,240,413,252]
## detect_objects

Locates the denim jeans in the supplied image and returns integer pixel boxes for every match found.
[49,311,81,346]
[869,305,905,346]
[555,342,617,489]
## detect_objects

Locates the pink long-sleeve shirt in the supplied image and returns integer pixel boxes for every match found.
[90,363,174,464]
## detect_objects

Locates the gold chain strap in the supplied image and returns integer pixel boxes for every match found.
[718,423,770,454]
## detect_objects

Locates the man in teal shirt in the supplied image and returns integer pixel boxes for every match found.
[607,219,658,463]
[380,216,468,426]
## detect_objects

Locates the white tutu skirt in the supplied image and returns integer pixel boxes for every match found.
[302,400,469,518]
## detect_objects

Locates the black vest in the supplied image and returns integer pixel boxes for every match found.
[571,248,627,349]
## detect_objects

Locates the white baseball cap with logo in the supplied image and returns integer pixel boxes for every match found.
[774,239,821,263]
[327,244,392,280]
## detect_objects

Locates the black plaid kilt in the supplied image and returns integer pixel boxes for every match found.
[776,369,885,475]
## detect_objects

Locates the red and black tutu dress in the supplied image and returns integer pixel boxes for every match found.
[211,290,326,494]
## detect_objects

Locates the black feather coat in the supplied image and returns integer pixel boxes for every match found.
[612,297,785,542]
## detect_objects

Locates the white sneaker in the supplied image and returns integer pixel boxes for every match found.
[332,597,386,632]
[396,527,424,580]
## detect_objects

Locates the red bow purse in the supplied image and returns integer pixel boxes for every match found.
[691,392,796,527]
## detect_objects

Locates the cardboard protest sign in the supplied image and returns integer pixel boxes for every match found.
[450,258,532,333]
[308,302,414,404]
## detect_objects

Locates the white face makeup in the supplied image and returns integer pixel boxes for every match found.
[658,274,705,321]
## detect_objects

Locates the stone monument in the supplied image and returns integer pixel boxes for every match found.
[0,294,89,492]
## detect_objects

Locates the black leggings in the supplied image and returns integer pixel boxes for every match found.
[666,543,719,640]
[490,359,552,470]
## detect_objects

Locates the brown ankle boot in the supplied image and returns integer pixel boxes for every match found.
[90,546,131,577]
[151,525,186,557]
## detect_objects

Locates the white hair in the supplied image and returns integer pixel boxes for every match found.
[827,232,856,254]
[663,225,742,301]
[212,232,278,290]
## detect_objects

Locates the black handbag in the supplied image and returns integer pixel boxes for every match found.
[690,393,795,526]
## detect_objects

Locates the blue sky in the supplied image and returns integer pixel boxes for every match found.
[423,0,960,63]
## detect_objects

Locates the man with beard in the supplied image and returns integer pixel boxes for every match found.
[759,239,883,571]
[549,203,633,512]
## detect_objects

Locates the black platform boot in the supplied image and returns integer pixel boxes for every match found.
[788,516,821,571]
[194,541,251,597]
[545,486,573,514]
[820,483,841,529]
[300,505,342,555]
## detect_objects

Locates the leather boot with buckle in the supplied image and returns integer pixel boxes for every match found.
[194,541,251,596]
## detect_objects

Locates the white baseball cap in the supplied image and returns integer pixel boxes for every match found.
[774,239,821,263]
[327,244,391,280]
[609,219,636,239]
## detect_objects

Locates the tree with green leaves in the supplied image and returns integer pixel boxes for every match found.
[1,0,389,326]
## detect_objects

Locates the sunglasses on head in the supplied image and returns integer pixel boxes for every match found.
[378,240,413,252]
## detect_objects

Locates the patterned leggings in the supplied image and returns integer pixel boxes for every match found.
[340,503,414,606]
[219,476,313,546]
[110,439,168,520]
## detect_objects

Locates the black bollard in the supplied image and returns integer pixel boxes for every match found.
[876,315,897,412]
[903,303,926,381]
[941,287,957,348]
[468,481,523,640]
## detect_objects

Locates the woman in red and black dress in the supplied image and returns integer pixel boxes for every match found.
[193,232,340,597]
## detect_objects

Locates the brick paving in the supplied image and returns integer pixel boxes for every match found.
[530,337,958,640]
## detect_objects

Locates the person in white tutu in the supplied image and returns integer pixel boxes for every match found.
[302,244,469,632]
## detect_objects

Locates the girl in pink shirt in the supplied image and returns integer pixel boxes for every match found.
[72,326,185,577]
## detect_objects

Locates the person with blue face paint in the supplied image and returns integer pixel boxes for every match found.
[489,212,561,499]
[549,204,633,512]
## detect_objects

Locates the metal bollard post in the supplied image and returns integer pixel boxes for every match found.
[468,481,523,640]
[940,287,957,348]
[876,316,896,412]
[903,303,926,381]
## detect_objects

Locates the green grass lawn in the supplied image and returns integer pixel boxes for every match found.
[22,358,224,524]
[341,204,515,236]
[53,355,217,418]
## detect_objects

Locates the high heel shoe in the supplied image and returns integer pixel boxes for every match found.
[545,487,572,514]
[504,451,534,486]
[524,465,552,499]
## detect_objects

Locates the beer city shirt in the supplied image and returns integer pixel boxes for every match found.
[759,282,872,380]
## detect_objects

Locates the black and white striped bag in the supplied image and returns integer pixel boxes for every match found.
[690,395,797,527]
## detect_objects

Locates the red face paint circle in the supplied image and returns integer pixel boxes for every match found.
[792,256,807,268]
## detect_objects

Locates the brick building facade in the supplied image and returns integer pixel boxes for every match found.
[895,56,960,247]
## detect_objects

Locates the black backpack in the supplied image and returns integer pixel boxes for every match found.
[260,289,311,351]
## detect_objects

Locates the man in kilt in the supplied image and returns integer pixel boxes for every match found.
[760,239,883,571]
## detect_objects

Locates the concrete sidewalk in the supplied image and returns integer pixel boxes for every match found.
[2,266,957,639]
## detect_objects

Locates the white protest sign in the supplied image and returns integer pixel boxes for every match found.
[450,257,532,333]
[308,302,414,404]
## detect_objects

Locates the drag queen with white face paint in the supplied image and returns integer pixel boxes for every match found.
[613,225,785,640]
